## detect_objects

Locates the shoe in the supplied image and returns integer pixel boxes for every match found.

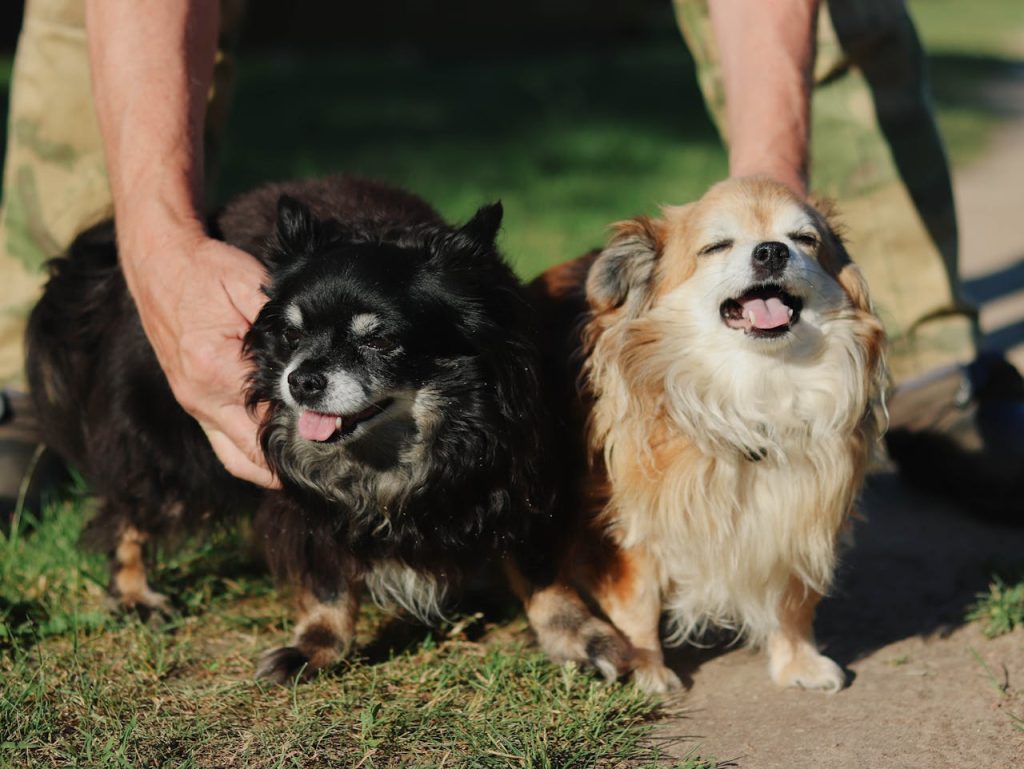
[0,390,71,525]
[885,352,1024,525]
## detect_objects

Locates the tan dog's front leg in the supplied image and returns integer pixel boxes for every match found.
[767,577,845,692]
[506,560,634,682]
[593,544,681,694]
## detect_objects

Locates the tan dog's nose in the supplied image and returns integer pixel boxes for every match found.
[752,241,789,278]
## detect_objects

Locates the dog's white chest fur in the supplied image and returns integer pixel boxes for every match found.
[604,329,871,646]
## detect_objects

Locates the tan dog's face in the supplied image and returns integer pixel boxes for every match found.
[675,180,850,350]
[588,176,866,359]
[569,177,887,694]
[584,176,884,455]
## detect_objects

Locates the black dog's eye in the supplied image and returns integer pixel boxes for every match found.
[790,232,819,249]
[282,328,302,349]
[699,239,733,256]
[361,337,397,354]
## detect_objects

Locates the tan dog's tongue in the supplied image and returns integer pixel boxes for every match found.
[732,296,791,331]
[298,410,337,441]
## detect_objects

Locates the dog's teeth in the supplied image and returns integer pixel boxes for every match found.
[335,416,342,430]
[787,307,794,318]
[746,310,755,324]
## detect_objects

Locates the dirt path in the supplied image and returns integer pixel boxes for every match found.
[659,95,1024,768]
[660,473,1024,768]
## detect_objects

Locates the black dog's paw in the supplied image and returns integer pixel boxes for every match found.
[255,646,314,685]
[132,598,177,626]
[105,588,178,625]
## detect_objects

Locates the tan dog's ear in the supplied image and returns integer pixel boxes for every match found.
[836,263,874,316]
[587,217,664,314]
[808,196,874,315]
[808,196,850,272]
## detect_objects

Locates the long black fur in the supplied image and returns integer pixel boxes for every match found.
[26,221,255,553]
[26,176,558,645]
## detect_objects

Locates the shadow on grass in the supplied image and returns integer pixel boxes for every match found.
[927,51,1024,172]
[219,45,717,193]
[356,582,524,666]
[929,52,1024,119]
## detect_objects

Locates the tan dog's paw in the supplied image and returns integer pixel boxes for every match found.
[633,662,683,694]
[770,645,845,692]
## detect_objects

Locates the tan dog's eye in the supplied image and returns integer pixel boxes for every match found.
[699,239,733,256]
[790,232,819,249]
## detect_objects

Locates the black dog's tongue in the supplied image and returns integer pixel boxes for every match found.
[299,411,337,441]
[298,403,384,441]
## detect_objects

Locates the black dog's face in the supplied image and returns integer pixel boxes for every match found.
[274,245,429,448]
[245,195,516,495]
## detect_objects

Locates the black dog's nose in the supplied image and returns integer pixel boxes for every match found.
[288,369,327,399]
[752,241,789,276]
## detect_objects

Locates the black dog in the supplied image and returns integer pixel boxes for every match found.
[27,176,635,683]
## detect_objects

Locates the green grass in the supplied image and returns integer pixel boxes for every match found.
[208,7,1022,279]
[909,0,1024,57]
[910,0,1024,166]
[2,3,1023,765]
[214,45,725,280]
[1,497,716,768]
[968,576,1024,639]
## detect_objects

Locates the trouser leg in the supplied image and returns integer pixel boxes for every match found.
[0,0,246,387]
[673,0,978,382]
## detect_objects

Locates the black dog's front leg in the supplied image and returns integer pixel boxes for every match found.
[256,570,363,685]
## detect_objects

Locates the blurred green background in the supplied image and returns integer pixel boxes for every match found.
[1,0,1021,279]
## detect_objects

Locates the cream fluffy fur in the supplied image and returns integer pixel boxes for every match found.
[584,177,886,688]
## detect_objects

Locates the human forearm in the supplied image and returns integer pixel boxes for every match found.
[84,0,216,271]
[709,0,819,195]
[84,1,275,487]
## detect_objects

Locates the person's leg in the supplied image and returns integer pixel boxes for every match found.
[675,0,976,383]
[0,0,245,388]
[0,0,106,516]
[0,0,246,514]
[0,0,110,388]
[675,0,1023,520]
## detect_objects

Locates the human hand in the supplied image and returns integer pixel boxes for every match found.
[120,223,279,488]
[84,2,274,484]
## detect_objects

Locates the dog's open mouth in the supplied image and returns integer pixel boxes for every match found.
[720,285,803,338]
[297,398,394,442]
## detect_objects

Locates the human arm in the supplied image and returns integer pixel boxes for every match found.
[85,1,277,487]
[708,0,820,196]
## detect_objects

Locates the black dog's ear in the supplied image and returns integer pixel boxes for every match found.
[276,194,319,255]
[460,201,504,248]
[586,216,663,314]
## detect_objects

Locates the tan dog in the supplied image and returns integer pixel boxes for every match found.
[529,177,886,693]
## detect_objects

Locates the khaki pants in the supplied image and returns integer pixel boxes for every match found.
[0,0,242,386]
[0,0,977,386]
[675,0,978,381]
